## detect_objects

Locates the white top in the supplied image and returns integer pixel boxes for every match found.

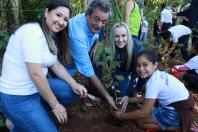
[160,8,173,24]
[168,25,191,43]
[141,20,148,32]
[0,23,57,95]
[145,70,189,106]
[185,55,198,74]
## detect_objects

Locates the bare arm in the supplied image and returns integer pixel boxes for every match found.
[27,63,67,124]
[114,99,156,120]
[89,74,117,110]
[27,63,59,108]
[124,0,134,25]
[129,96,144,103]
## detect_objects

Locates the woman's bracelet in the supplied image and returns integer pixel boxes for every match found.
[52,103,60,110]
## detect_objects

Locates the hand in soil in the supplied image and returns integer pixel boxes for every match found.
[107,95,119,111]
[120,96,129,112]
[113,110,124,120]
[71,83,87,99]
[52,103,67,124]
[115,98,122,111]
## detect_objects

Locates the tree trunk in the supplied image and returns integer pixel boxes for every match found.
[6,0,20,34]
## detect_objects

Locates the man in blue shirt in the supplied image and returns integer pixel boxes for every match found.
[68,0,117,110]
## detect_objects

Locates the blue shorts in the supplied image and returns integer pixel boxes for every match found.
[152,105,180,130]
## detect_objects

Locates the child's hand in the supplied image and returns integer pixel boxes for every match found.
[120,96,129,112]
[113,111,124,120]
[172,65,179,72]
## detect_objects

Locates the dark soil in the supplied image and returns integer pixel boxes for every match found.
[59,101,144,132]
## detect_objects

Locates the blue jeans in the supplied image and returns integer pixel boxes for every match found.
[1,93,57,132]
[132,35,144,55]
[140,32,148,44]
[154,36,161,47]
[1,79,79,132]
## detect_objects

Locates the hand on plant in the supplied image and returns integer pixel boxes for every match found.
[120,96,129,112]
[71,83,87,99]
[52,103,67,124]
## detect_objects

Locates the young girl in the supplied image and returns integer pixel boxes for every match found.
[114,49,194,131]
[172,41,198,90]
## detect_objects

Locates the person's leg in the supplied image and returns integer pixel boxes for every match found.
[136,114,161,129]
[140,32,144,41]
[192,30,198,44]
[183,73,198,90]
[179,35,190,61]
[48,78,79,106]
[143,32,148,44]
[151,105,180,130]
[1,93,57,132]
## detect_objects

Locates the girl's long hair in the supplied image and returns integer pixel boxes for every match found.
[108,22,133,70]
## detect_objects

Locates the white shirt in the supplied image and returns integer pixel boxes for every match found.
[145,70,189,106]
[168,25,191,43]
[0,23,57,95]
[185,55,198,74]
[160,8,173,24]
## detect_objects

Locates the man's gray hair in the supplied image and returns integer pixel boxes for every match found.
[86,0,111,16]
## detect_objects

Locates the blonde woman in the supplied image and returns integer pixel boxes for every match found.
[108,22,134,97]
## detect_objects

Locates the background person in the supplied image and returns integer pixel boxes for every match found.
[172,41,198,91]
[0,1,87,131]
[160,3,172,31]
[140,16,149,45]
[119,0,144,55]
[160,25,191,61]
[153,18,161,47]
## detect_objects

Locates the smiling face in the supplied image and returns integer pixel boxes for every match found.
[45,6,70,33]
[136,55,158,79]
[114,26,128,49]
[87,7,109,33]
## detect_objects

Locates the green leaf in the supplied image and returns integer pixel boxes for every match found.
[104,56,111,62]
[116,89,120,93]
[94,43,105,60]
[104,47,111,55]
[115,75,124,81]
[96,61,103,67]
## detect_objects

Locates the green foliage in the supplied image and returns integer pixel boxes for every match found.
[20,0,48,23]
[0,32,9,49]
[115,75,124,81]
[94,43,123,98]
[0,31,9,62]
[94,43,120,74]
[0,118,4,127]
